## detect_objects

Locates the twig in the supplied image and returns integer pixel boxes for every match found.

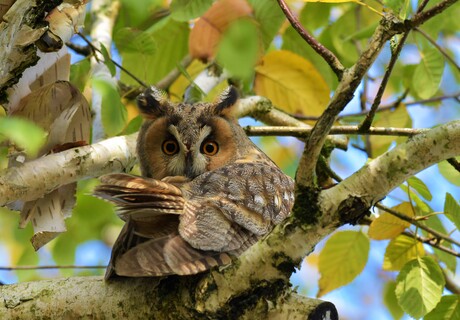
[0,265,106,271]
[244,125,428,137]
[377,203,460,248]
[411,0,458,27]
[77,32,148,88]
[293,90,458,121]
[359,32,410,131]
[276,0,344,79]
[402,231,460,258]
[447,158,460,172]
[156,54,193,90]
[66,41,91,56]
[415,28,460,72]
[443,268,460,294]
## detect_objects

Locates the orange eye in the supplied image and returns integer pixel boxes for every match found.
[162,140,179,155]
[201,141,219,156]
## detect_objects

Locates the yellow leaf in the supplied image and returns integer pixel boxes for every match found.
[369,202,414,240]
[383,235,425,271]
[255,50,330,116]
[318,231,369,297]
[369,104,412,156]
[303,0,383,16]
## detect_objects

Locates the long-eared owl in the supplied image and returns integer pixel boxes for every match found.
[94,86,295,279]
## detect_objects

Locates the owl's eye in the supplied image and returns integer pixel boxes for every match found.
[162,140,179,155]
[201,141,219,156]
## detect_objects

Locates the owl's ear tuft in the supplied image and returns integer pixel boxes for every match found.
[137,87,168,118]
[214,86,239,116]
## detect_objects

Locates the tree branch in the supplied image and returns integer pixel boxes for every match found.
[276,0,344,79]
[244,125,428,137]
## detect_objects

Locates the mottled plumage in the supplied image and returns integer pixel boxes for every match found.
[94,86,295,279]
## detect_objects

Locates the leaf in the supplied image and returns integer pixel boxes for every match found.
[189,0,252,61]
[92,77,127,136]
[70,58,91,92]
[369,104,411,156]
[114,28,157,54]
[99,43,116,77]
[369,202,413,240]
[407,176,432,201]
[247,0,285,48]
[425,295,460,320]
[444,193,460,231]
[399,183,432,215]
[383,281,404,320]
[170,0,213,21]
[0,117,46,157]
[216,19,261,80]
[412,43,445,100]
[318,231,369,296]
[119,17,189,85]
[395,256,445,319]
[254,50,330,116]
[423,215,457,272]
[438,159,460,186]
[303,0,383,16]
[383,234,425,271]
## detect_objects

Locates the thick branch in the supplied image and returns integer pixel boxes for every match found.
[0,276,337,319]
[320,120,460,223]
[0,134,137,206]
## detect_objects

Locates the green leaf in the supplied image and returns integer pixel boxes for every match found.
[383,234,425,271]
[444,193,460,230]
[170,0,213,21]
[383,281,404,320]
[122,115,143,135]
[407,176,432,201]
[92,78,127,136]
[399,184,431,215]
[216,19,260,80]
[395,256,445,319]
[100,44,116,77]
[247,0,285,49]
[318,231,369,296]
[119,17,189,85]
[423,215,457,272]
[70,58,91,92]
[425,295,460,320]
[438,159,460,186]
[0,117,47,157]
[412,42,445,100]
[115,0,164,29]
[114,28,157,54]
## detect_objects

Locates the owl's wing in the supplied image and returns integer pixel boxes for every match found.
[113,233,233,277]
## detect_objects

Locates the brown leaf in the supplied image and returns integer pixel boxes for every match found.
[189,0,252,61]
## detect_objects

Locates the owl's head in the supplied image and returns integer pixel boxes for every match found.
[136,86,251,179]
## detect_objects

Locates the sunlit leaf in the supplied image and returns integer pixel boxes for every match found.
[70,58,91,92]
[369,104,411,156]
[303,0,382,16]
[412,42,445,100]
[216,19,260,80]
[407,176,432,201]
[383,234,425,271]
[92,77,127,136]
[425,295,460,320]
[247,0,285,48]
[438,159,460,186]
[318,231,369,296]
[170,0,213,21]
[395,256,445,319]
[383,281,404,320]
[255,50,330,116]
[120,17,189,85]
[100,44,116,77]
[369,202,413,240]
[0,117,47,157]
[399,183,432,215]
[444,193,460,231]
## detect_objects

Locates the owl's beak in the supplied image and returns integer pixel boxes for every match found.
[184,153,197,179]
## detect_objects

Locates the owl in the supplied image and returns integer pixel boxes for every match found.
[94,86,295,279]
